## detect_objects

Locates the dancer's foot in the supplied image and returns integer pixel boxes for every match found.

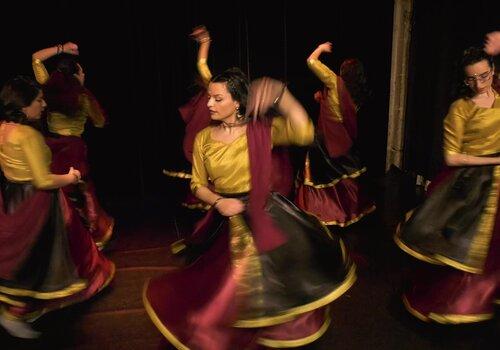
[0,313,41,339]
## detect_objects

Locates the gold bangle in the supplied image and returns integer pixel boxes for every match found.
[213,197,224,207]
[273,83,287,106]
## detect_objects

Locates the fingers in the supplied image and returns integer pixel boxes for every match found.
[484,32,500,55]
[247,77,286,119]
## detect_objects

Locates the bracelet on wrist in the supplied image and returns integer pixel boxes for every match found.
[213,197,224,207]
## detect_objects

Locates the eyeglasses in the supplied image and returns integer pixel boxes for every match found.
[464,69,493,85]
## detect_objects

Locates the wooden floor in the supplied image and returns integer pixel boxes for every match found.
[2,192,500,349]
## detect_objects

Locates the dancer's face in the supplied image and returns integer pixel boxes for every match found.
[207,82,239,123]
[464,59,494,95]
[22,91,46,120]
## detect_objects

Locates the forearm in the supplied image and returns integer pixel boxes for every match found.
[197,40,210,61]
[35,173,75,190]
[307,46,324,61]
[444,152,500,166]
[32,44,64,62]
[194,185,223,206]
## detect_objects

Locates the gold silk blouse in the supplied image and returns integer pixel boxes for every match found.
[32,59,105,137]
[307,58,343,122]
[197,58,212,87]
[443,92,500,156]
[0,123,55,189]
[191,117,314,194]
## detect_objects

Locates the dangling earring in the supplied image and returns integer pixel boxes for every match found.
[236,107,244,121]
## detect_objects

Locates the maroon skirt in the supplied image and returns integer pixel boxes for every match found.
[144,192,356,349]
[0,176,114,320]
[396,165,500,323]
[45,135,114,248]
[295,138,375,226]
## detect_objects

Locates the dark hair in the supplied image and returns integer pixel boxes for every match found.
[43,56,84,116]
[454,47,495,99]
[340,58,371,108]
[0,75,41,124]
[210,67,249,116]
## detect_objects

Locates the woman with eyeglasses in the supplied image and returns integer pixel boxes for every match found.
[395,40,500,324]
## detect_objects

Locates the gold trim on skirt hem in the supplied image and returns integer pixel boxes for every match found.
[171,239,187,254]
[143,279,190,350]
[96,217,115,249]
[6,262,115,322]
[321,205,376,227]
[403,295,494,324]
[0,281,87,300]
[257,308,331,348]
[394,228,482,273]
[162,170,192,179]
[233,264,356,328]
[303,167,367,189]
[0,295,26,307]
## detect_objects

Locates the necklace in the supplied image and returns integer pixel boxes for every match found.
[221,120,248,129]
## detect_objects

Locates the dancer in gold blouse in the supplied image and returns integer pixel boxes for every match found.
[295,41,375,227]
[31,42,113,249]
[0,76,114,338]
[165,25,293,213]
[144,69,355,349]
[395,42,500,323]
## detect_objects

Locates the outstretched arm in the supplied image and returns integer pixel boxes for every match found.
[32,42,79,84]
[307,42,338,89]
[190,25,212,86]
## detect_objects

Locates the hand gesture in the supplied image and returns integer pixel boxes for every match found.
[246,77,286,120]
[68,167,82,183]
[484,31,500,56]
[63,42,79,55]
[190,25,210,44]
[317,42,333,54]
[215,198,245,216]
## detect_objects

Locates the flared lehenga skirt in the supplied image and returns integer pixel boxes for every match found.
[144,192,356,349]
[0,177,114,320]
[395,165,500,323]
[295,139,375,227]
[45,135,114,248]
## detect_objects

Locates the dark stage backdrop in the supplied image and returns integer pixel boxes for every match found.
[405,0,500,179]
[1,1,393,210]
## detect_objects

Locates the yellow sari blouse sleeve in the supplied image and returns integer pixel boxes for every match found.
[190,130,210,193]
[443,100,468,155]
[271,116,314,146]
[197,58,213,87]
[21,127,55,189]
[32,59,50,85]
[307,58,343,122]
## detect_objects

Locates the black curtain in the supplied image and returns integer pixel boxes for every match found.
[1,0,393,210]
